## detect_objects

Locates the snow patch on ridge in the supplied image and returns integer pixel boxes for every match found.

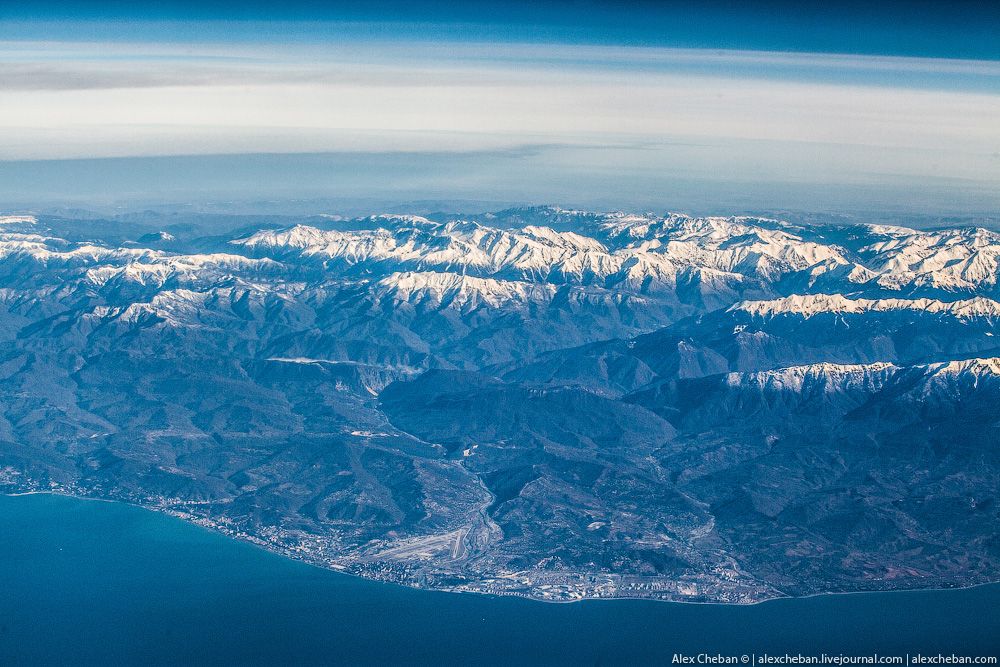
[725,357,1000,395]
[727,362,898,393]
[733,294,1000,320]
[0,215,36,225]
[376,271,558,308]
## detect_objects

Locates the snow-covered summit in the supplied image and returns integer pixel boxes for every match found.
[857,226,1000,291]
[926,357,1000,378]
[0,215,37,225]
[724,356,1000,398]
[733,294,1000,320]
[726,361,898,394]
[375,271,558,309]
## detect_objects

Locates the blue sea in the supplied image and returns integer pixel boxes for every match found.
[1,493,997,666]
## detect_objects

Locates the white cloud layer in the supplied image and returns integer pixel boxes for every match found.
[1,39,998,209]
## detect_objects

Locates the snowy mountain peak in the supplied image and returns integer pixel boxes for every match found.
[225,211,1000,300]
[376,271,557,308]
[0,215,37,225]
[727,361,898,393]
[733,294,1000,319]
[928,357,1000,377]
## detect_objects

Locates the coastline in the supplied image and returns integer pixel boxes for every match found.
[5,488,999,608]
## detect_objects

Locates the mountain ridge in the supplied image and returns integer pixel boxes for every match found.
[0,205,997,603]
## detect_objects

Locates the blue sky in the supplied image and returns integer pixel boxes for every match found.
[1,2,998,215]
[6,1,1000,60]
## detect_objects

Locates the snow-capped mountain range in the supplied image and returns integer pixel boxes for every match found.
[234,210,1000,296]
[0,206,998,603]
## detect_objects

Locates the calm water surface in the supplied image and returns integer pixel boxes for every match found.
[1,493,998,666]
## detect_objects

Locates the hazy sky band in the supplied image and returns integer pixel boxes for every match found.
[3,40,997,158]
[2,3,998,214]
